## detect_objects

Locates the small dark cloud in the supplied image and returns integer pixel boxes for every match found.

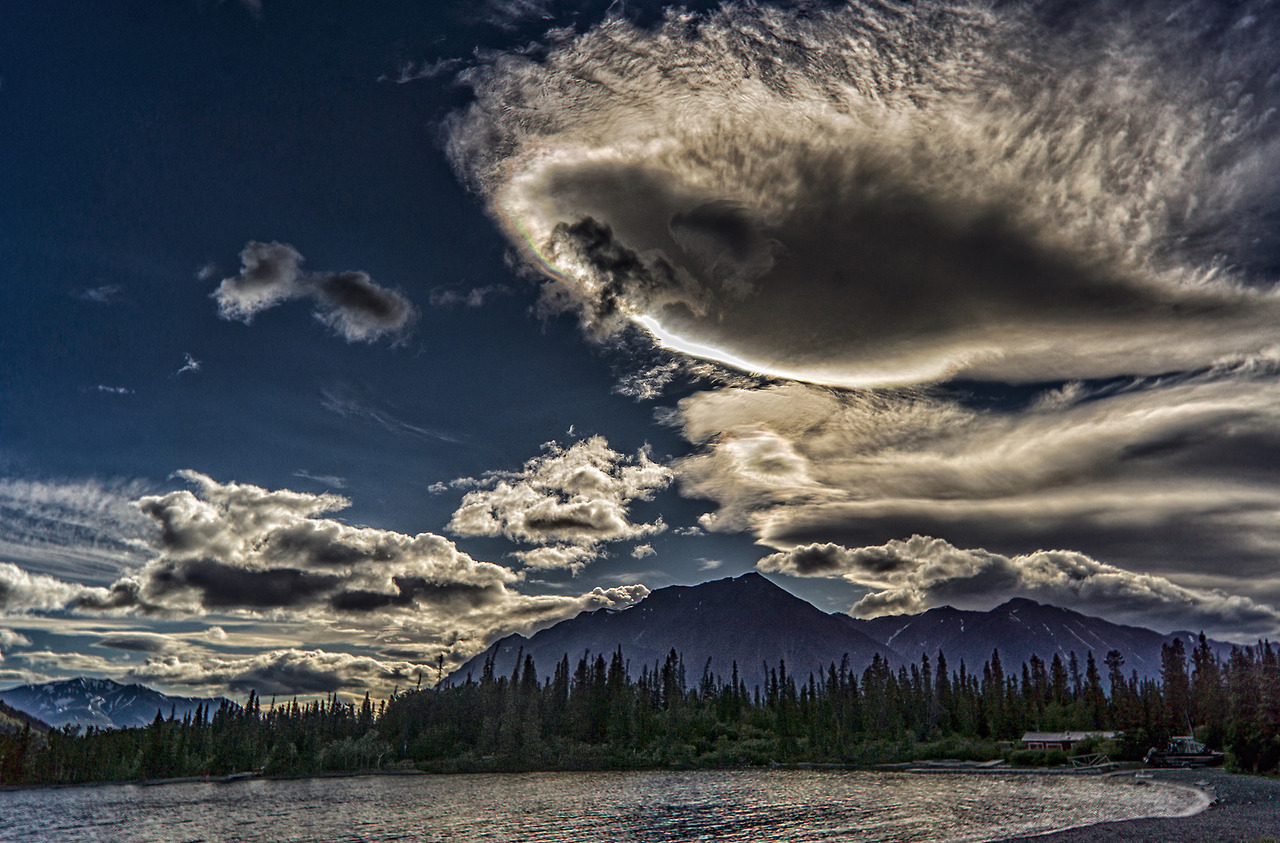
[328,578,500,613]
[313,270,416,343]
[212,241,417,344]
[149,558,342,609]
[93,633,172,653]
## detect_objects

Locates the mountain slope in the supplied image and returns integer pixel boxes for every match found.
[0,677,232,730]
[451,573,897,692]
[847,597,1231,679]
[0,699,49,735]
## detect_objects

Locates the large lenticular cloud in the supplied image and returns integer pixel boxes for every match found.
[450,0,1280,386]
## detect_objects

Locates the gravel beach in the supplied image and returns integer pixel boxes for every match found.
[1000,769,1279,843]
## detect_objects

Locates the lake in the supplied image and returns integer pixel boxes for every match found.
[0,769,1206,842]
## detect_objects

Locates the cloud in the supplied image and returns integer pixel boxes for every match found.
[449,0,1280,386]
[74,469,517,615]
[0,628,31,651]
[127,648,417,696]
[212,241,417,344]
[96,385,132,395]
[320,386,462,443]
[0,476,154,583]
[312,270,417,343]
[93,632,180,654]
[448,436,672,570]
[71,285,121,304]
[483,0,555,29]
[381,57,466,86]
[672,364,1280,598]
[759,536,1280,640]
[176,353,201,376]
[212,240,304,321]
[630,544,655,560]
[292,470,346,489]
[16,471,652,681]
[429,284,511,308]
[0,562,92,613]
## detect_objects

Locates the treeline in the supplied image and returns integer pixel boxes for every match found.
[3,634,1278,785]
[0,691,388,785]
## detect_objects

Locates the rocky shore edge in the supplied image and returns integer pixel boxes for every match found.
[999,768,1278,843]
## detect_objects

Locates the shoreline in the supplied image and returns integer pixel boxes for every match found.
[997,768,1280,843]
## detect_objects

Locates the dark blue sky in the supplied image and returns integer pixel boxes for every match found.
[3,0,1280,698]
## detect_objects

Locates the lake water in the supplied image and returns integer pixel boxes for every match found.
[0,769,1206,842]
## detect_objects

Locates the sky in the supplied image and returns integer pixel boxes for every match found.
[2,0,1280,701]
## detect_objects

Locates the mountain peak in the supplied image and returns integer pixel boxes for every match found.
[450,573,891,690]
[993,596,1048,611]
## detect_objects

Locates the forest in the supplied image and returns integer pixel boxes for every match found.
[2,633,1278,785]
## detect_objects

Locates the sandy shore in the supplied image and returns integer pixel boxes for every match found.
[1000,768,1279,843]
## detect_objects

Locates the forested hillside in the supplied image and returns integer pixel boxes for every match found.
[2,634,1277,785]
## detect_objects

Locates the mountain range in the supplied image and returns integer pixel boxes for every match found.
[0,677,231,730]
[0,574,1237,730]
[452,573,1232,690]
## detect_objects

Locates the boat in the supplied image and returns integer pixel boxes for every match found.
[1143,736,1224,768]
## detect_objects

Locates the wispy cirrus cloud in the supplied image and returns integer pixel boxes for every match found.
[320,386,463,444]
[0,476,154,583]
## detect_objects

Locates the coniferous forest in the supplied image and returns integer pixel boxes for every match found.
[3,634,1279,785]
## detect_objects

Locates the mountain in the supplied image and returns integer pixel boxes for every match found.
[0,698,49,735]
[846,597,1233,680]
[452,575,1237,693]
[0,677,232,730]
[450,573,898,692]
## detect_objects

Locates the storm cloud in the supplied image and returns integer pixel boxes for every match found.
[758,536,1280,640]
[213,241,417,343]
[450,0,1280,386]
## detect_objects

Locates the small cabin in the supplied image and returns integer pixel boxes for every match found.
[1021,731,1116,752]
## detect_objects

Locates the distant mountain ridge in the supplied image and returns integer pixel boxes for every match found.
[452,573,1233,690]
[845,596,1230,678]
[0,677,232,730]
